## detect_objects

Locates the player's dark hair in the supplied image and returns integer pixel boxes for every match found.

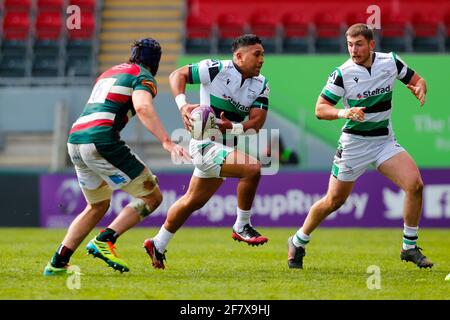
[345,23,374,42]
[129,38,162,76]
[231,34,262,52]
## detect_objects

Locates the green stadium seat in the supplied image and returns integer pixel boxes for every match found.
[1,40,27,56]
[32,54,59,77]
[0,54,26,77]
[65,55,93,77]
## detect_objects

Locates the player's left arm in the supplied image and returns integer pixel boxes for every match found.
[406,72,427,107]
[394,53,427,107]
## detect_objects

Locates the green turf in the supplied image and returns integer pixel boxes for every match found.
[0,227,448,300]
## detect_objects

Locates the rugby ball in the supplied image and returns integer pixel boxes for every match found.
[190,105,216,140]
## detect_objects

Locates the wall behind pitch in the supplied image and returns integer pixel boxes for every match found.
[0,173,40,226]
[178,55,450,168]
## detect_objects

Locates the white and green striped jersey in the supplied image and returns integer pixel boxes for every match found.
[321,52,414,138]
[188,59,269,123]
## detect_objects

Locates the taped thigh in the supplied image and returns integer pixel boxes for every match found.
[121,170,159,198]
[81,184,112,204]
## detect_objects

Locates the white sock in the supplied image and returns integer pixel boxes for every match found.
[293,228,311,248]
[402,224,418,250]
[233,208,252,232]
[153,226,174,253]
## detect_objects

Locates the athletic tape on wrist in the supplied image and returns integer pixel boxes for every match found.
[175,94,187,110]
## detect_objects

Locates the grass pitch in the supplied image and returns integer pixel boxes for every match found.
[0,227,448,300]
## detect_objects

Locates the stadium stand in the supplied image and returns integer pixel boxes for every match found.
[184,11,215,54]
[281,12,312,53]
[0,0,100,84]
[216,12,248,53]
[249,10,280,53]
[411,12,444,53]
[446,10,450,51]
[184,0,450,54]
[313,12,344,53]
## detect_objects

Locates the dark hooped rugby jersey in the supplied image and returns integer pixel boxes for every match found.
[68,63,157,144]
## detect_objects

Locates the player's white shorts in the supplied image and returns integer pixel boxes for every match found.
[68,143,158,203]
[332,133,405,182]
[189,138,234,178]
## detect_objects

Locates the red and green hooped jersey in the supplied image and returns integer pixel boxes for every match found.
[68,63,157,144]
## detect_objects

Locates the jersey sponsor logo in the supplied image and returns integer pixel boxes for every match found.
[358,85,391,99]
[222,94,250,113]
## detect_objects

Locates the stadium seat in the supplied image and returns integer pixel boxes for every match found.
[345,11,370,28]
[281,12,311,53]
[68,0,96,12]
[380,13,411,52]
[411,12,443,52]
[2,12,30,40]
[217,13,248,53]
[65,55,94,77]
[4,0,31,12]
[0,54,26,77]
[67,12,95,40]
[313,12,344,53]
[185,12,215,54]
[37,0,64,13]
[444,11,450,52]
[32,54,59,77]
[249,11,279,53]
[35,12,62,41]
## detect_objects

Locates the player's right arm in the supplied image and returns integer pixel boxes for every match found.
[169,65,199,131]
[170,59,223,131]
[317,68,365,122]
[133,90,191,162]
[315,96,366,122]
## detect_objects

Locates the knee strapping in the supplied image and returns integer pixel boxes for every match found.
[127,198,153,220]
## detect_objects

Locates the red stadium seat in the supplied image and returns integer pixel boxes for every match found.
[217,13,247,53]
[281,12,311,53]
[444,11,450,51]
[411,12,443,52]
[68,0,96,12]
[346,11,370,27]
[185,12,214,53]
[249,10,279,52]
[37,0,64,12]
[4,0,31,12]
[380,13,411,52]
[35,12,62,40]
[313,12,344,53]
[67,12,95,40]
[2,12,30,40]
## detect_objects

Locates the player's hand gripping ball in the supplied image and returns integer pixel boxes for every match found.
[190,105,216,140]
